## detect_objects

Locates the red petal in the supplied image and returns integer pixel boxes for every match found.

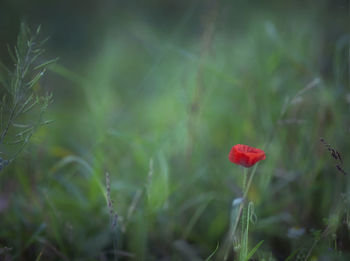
[228,144,266,168]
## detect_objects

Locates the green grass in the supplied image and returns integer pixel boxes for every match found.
[0,1,349,260]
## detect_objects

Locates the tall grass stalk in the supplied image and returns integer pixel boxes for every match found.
[0,23,55,170]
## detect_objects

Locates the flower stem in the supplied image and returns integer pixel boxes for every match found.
[240,167,248,260]
[223,165,259,260]
[242,167,247,192]
[244,164,258,199]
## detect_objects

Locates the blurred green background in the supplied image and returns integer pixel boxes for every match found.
[0,0,349,260]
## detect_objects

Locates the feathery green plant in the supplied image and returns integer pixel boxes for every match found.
[0,23,55,171]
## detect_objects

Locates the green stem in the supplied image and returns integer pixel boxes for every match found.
[224,164,259,260]
[240,167,248,260]
[241,168,248,231]
[243,164,258,199]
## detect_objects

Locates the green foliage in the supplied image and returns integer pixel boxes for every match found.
[0,2,349,261]
[0,23,54,170]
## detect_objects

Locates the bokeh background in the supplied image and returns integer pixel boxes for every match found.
[0,0,349,260]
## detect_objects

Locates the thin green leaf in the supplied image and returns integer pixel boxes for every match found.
[14,46,21,63]
[39,37,50,47]
[12,123,30,128]
[22,97,39,114]
[182,202,210,239]
[6,138,26,145]
[285,248,301,261]
[15,126,34,137]
[34,251,43,261]
[244,240,264,261]
[34,57,59,70]
[27,68,46,89]
[204,243,219,261]
[240,229,249,261]
[49,155,94,175]
[21,63,29,79]
[28,50,45,68]
[23,223,46,250]
[41,119,54,125]
[18,93,35,112]
[48,63,86,87]
[7,44,16,63]
[36,24,41,34]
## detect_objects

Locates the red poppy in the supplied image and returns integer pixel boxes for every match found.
[228,144,266,168]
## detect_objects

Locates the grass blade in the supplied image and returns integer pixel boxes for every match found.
[205,242,219,261]
[244,240,264,261]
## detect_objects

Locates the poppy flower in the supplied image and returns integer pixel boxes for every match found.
[228,144,266,168]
